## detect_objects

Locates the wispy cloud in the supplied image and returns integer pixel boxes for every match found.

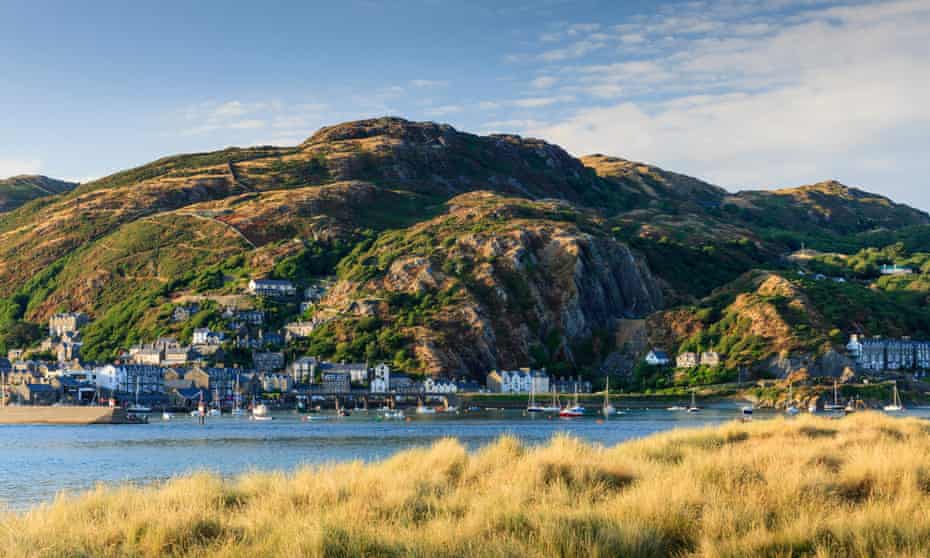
[424,104,463,116]
[526,0,930,206]
[410,79,449,88]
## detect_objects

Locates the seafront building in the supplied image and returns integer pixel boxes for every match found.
[847,334,930,372]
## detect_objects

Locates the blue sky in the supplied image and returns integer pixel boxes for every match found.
[2,0,928,209]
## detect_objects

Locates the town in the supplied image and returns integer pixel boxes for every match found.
[0,277,601,413]
[2,274,929,415]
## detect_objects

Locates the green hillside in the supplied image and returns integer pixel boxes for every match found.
[0,117,927,379]
[0,175,77,213]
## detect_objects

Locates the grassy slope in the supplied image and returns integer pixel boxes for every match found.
[4,413,930,557]
[0,175,77,212]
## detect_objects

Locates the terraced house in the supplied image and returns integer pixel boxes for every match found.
[848,335,930,372]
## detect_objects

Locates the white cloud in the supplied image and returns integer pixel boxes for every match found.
[410,79,449,88]
[540,39,607,61]
[482,119,547,132]
[424,105,463,117]
[0,158,42,178]
[530,75,558,89]
[524,0,930,209]
[513,95,575,108]
[478,101,502,110]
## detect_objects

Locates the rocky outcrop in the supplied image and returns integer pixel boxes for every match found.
[318,192,662,375]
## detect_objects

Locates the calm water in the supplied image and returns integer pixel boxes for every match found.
[2,404,924,511]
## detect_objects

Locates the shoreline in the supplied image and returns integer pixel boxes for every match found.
[2,412,928,557]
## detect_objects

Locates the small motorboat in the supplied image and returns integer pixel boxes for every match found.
[667,405,687,412]
[208,408,221,417]
[741,405,754,421]
[161,411,173,421]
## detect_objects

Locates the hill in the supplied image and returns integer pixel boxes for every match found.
[0,175,76,212]
[4,414,930,557]
[0,116,927,378]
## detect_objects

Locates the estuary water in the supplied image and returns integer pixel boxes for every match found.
[1,403,916,511]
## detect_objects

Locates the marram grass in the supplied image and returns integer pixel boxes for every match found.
[5,413,930,557]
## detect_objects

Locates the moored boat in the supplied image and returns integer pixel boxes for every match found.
[884,381,904,412]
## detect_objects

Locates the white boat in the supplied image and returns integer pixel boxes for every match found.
[884,381,904,412]
[602,376,619,416]
[230,375,246,416]
[415,397,436,414]
[667,405,687,412]
[526,381,546,413]
[161,411,173,421]
[251,403,272,421]
[127,377,151,414]
[303,414,330,421]
[844,399,857,414]
[687,390,701,413]
[808,401,818,413]
[383,410,405,420]
[823,380,844,411]
[785,383,800,415]
[208,408,221,417]
[741,405,754,420]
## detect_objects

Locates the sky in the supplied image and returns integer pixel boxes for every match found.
[1,0,928,209]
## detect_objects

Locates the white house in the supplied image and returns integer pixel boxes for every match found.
[676,352,700,368]
[423,377,458,394]
[95,364,164,394]
[846,334,863,359]
[486,370,534,393]
[370,363,390,393]
[880,264,913,276]
[247,278,297,298]
[645,349,671,366]
[192,328,224,346]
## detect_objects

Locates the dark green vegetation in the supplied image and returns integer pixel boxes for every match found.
[0,175,77,213]
[1,117,929,379]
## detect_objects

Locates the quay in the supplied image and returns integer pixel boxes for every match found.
[0,406,144,425]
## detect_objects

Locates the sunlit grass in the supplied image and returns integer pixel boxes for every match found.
[4,413,930,557]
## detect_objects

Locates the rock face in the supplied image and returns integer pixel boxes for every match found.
[320,192,662,375]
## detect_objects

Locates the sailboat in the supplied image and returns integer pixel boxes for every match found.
[687,389,701,413]
[127,376,152,414]
[884,381,904,412]
[602,376,619,417]
[527,379,545,413]
[559,385,586,417]
[785,383,800,415]
[824,380,844,411]
[208,386,221,416]
[230,374,246,416]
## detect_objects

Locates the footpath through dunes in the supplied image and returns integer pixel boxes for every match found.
[5,413,930,557]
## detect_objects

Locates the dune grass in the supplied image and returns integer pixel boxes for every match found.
[4,413,930,557]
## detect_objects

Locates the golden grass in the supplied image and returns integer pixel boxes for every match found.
[4,413,930,557]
